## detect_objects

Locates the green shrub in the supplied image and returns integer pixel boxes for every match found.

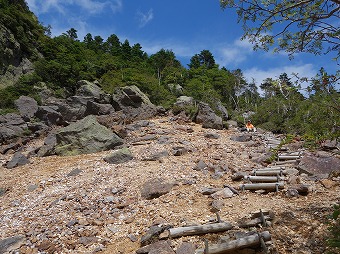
[327,204,340,253]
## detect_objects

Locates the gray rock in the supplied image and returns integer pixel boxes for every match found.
[141,178,174,200]
[14,95,38,119]
[172,146,189,156]
[35,106,66,126]
[298,153,340,177]
[55,115,123,156]
[27,184,38,192]
[174,96,195,108]
[76,80,105,100]
[0,235,25,253]
[204,133,220,139]
[200,187,222,195]
[211,188,234,199]
[141,225,168,246]
[104,147,133,164]
[67,168,83,177]
[195,102,223,130]
[225,120,238,128]
[84,101,115,116]
[176,242,196,254]
[216,101,228,121]
[211,199,224,212]
[193,160,208,171]
[230,134,252,142]
[142,150,169,161]
[137,240,175,254]
[6,152,30,169]
[0,187,8,196]
[78,236,99,246]
[37,133,57,157]
[113,85,154,108]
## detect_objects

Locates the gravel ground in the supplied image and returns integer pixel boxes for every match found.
[0,117,339,254]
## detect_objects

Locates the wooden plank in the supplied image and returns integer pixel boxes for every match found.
[195,231,271,254]
[169,222,233,238]
[240,182,284,190]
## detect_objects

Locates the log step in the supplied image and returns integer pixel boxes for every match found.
[169,222,233,238]
[252,169,288,176]
[195,231,271,254]
[278,155,301,160]
[244,175,285,183]
[240,182,284,191]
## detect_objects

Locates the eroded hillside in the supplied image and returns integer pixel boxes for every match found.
[0,117,339,254]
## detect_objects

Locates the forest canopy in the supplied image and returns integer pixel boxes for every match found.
[0,0,339,143]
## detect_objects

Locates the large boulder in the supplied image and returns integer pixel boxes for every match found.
[5,152,30,169]
[298,152,340,178]
[216,101,228,121]
[0,113,28,144]
[76,80,108,102]
[103,147,133,164]
[174,96,195,108]
[55,115,123,156]
[113,85,154,108]
[14,95,38,119]
[35,106,66,126]
[57,96,92,122]
[112,85,162,122]
[84,101,115,116]
[195,102,223,130]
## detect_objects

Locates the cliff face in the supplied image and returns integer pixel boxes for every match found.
[0,0,44,88]
[0,23,34,87]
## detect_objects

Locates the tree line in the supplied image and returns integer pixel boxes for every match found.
[0,0,339,145]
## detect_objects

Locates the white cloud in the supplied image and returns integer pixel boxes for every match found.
[243,63,316,92]
[137,9,154,28]
[214,38,254,67]
[27,0,122,15]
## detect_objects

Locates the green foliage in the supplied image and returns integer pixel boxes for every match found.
[0,0,46,59]
[172,104,198,120]
[327,204,340,252]
[220,0,340,60]
[0,73,42,109]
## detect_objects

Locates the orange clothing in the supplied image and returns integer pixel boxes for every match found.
[246,122,254,129]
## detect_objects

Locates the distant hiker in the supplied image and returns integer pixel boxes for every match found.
[246,120,256,132]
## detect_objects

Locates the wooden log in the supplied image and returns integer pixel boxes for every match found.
[252,170,287,176]
[238,215,272,228]
[278,155,301,160]
[251,210,274,219]
[244,175,285,182]
[256,166,286,170]
[169,222,233,238]
[195,231,271,254]
[273,159,298,165]
[240,182,284,191]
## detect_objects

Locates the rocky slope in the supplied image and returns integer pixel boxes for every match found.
[0,116,339,254]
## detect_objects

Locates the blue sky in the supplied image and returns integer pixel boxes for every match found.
[26,0,338,89]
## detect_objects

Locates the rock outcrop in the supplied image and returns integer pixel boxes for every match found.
[54,115,124,156]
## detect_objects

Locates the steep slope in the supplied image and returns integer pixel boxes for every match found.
[0,0,45,87]
[0,117,339,253]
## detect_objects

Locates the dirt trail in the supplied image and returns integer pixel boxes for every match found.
[0,117,339,254]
